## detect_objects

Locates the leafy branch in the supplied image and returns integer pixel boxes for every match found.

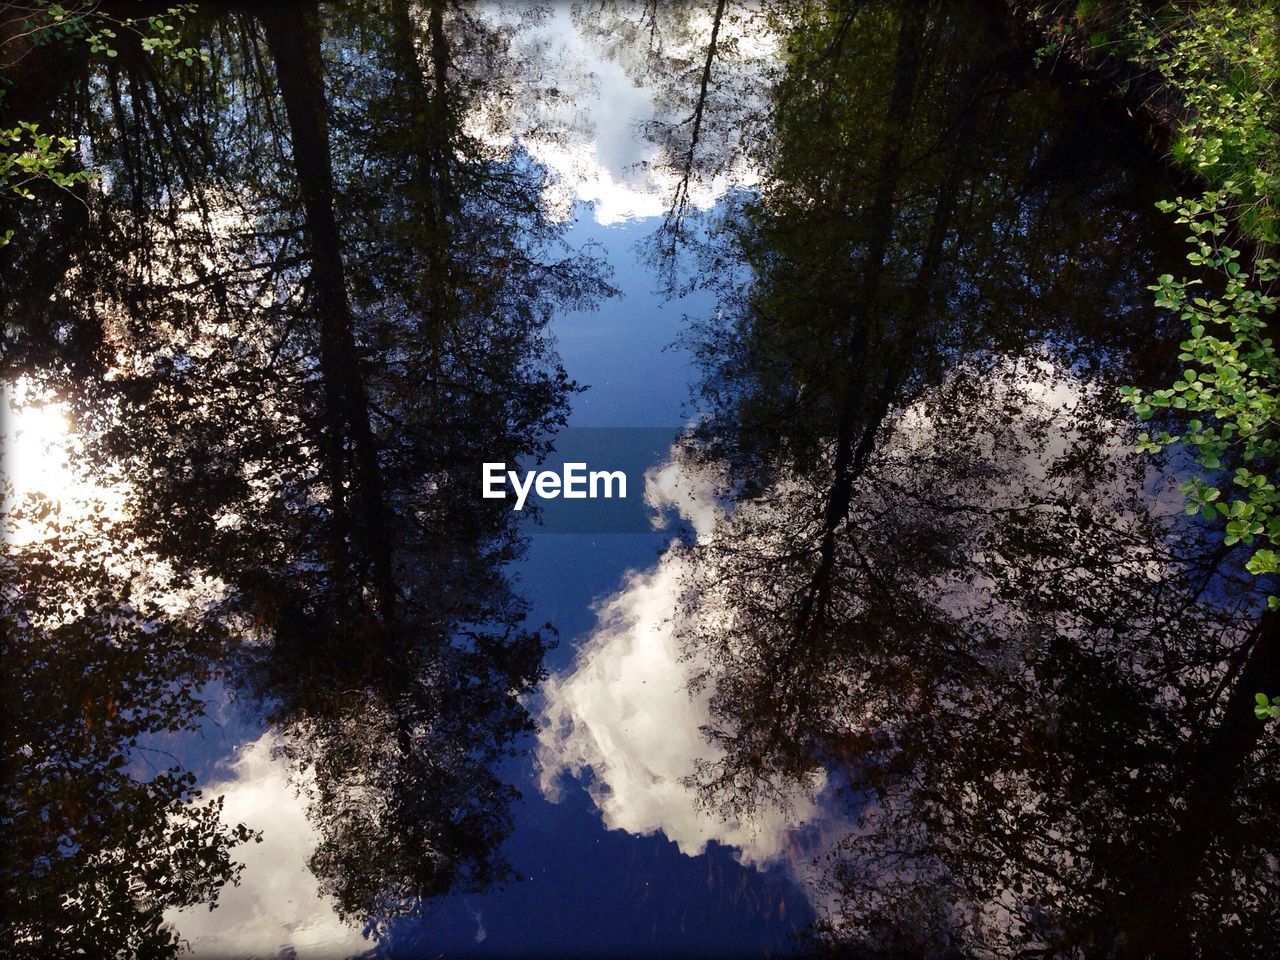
[0,2,208,243]
[1114,3,1278,716]
[1122,187,1280,582]
[4,2,205,63]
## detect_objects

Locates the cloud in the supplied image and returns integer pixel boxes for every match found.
[474,3,772,225]
[644,454,723,538]
[534,354,1175,926]
[167,733,369,959]
[537,455,825,868]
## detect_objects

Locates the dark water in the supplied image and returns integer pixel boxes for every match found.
[2,2,1277,958]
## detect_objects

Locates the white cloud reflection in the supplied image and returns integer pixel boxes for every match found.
[167,733,369,959]
[476,3,774,224]
[534,355,1177,927]
[537,456,828,869]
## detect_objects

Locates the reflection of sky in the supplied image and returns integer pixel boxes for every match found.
[478,3,769,225]
[556,214,704,428]
[30,2,1235,948]
[164,5,809,949]
[381,213,817,957]
[165,307,1191,955]
[166,211,817,957]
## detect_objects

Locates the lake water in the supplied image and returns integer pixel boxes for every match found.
[2,2,1278,958]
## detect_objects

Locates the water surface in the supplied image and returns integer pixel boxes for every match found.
[2,2,1277,958]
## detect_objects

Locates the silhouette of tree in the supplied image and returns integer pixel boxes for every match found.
[665,2,1279,955]
[1,502,257,958]
[2,0,613,947]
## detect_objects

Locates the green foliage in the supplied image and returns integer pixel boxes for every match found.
[1117,3,1279,715]
[17,2,206,63]
[1121,187,1280,568]
[0,3,208,244]
[1127,3,1280,243]
[0,120,91,197]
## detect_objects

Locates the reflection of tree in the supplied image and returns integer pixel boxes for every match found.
[266,634,541,935]
[676,0,1183,784]
[680,358,1279,955]
[242,6,610,928]
[0,508,256,958]
[2,0,611,948]
[824,372,1280,959]
[572,0,777,269]
[687,0,1185,473]
[667,2,1279,955]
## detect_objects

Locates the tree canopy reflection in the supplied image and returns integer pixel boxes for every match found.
[3,1,1277,957]
[647,2,1280,955]
[3,0,610,951]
